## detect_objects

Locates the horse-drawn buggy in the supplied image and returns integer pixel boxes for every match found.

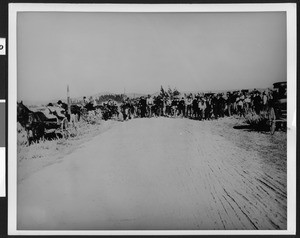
[98,101,119,121]
[77,99,120,122]
[268,81,287,135]
[17,101,71,145]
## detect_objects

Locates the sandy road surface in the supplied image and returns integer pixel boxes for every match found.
[17,117,286,230]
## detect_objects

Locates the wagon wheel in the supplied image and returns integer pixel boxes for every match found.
[68,115,78,137]
[81,108,88,121]
[60,117,70,139]
[269,107,276,135]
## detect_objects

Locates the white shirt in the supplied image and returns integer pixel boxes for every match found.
[198,101,206,110]
[147,98,153,105]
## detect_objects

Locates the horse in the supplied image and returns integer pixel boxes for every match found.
[79,102,98,122]
[85,102,96,111]
[17,101,46,145]
[58,102,81,124]
[98,103,120,120]
[107,104,119,119]
[63,104,82,130]
[70,104,81,121]
[17,102,70,144]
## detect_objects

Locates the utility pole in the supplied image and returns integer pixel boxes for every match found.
[67,85,71,114]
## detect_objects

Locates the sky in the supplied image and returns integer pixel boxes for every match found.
[17,12,287,102]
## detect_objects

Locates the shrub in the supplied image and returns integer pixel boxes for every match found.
[244,110,270,130]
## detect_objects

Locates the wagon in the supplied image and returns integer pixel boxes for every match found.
[43,117,69,138]
[33,107,70,138]
[268,82,287,135]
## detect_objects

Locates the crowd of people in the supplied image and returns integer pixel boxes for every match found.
[18,86,285,145]
[119,89,280,121]
[42,87,283,124]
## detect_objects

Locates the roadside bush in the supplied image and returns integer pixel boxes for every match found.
[244,110,270,131]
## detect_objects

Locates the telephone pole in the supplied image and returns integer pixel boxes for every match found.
[67,85,71,114]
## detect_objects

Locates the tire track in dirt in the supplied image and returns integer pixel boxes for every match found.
[202,119,286,230]
[183,119,286,230]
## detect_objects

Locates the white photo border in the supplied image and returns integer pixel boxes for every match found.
[8,3,297,236]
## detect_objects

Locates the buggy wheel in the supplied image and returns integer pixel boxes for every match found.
[61,118,69,130]
[270,121,276,135]
[268,107,276,135]
[60,118,69,139]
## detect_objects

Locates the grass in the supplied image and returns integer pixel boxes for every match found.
[17,118,118,183]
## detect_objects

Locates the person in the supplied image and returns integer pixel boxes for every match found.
[253,92,262,115]
[81,96,88,108]
[46,102,66,121]
[227,92,236,116]
[139,96,147,118]
[178,97,186,117]
[205,97,212,120]
[262,91,268,111]
[186,95,193,117]
[218,94,226,118]
[156,96,164,117]
[120,98,129,121]
[57,100,68,111]
[165,97,172,116]
[237,96,244,117]
[212,94,219,119]
[198,98,206,120]
[146,95,154,117]
[192,96,199,119]
[171,97,178,117]
[128,99,135,119]
[107,99,114,107]
[43,103,59,121]
[232,92,238,115]
[57,100,70,121]
[244,94,251,114]
[90,96,97,107]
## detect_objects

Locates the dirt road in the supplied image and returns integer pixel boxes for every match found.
[17,117,287,230]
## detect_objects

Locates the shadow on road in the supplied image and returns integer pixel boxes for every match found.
[233,124,271,133]
[233,125,252,130]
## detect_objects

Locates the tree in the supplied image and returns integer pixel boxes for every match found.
[160,86,168,98]
[166,86,180,99]
[173,88,180,97]
[168,86,173,99]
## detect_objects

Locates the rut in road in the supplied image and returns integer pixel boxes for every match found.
[17,117,286,230]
